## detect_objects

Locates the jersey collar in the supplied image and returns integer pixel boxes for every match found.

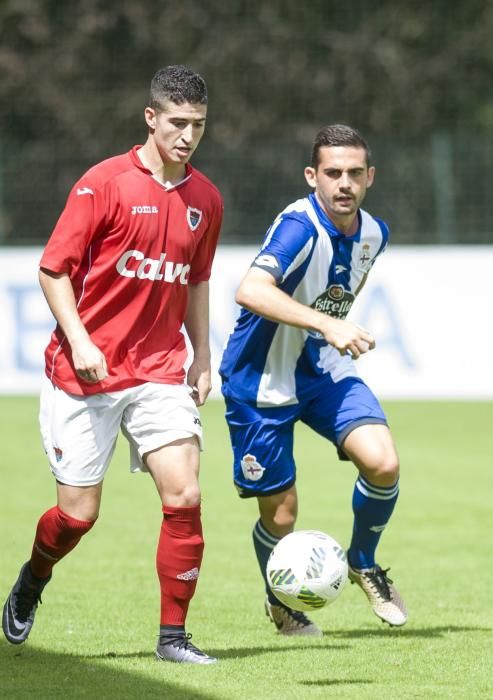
[309,192,361,241]
[129,146,193,190]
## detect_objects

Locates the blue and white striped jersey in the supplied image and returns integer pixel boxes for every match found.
[220,192,389,406]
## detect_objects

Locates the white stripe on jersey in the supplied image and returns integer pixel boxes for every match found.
[257,323,306,406]
[282,237,315,283]
[261,198,308,251]
[348,211,385,292]
[316,344,355,381]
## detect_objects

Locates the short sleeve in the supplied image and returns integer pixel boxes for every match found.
[40,178,107,276]
[251,214,316,284]
[188,196,224,284]
[374,217,390,257]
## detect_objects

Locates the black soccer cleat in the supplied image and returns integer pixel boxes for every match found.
[156,632,217,664]
[2,562,51,645]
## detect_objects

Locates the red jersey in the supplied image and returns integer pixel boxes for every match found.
[41,146,223,395]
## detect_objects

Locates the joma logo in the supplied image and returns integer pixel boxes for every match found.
[131,205,159,215]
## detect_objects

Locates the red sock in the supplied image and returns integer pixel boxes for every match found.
[30,505,95,578]
[156,504,204,626]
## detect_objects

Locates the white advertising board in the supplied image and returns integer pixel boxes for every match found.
[0,246,491,399]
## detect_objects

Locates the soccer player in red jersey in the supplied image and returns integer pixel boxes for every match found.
[2,65,223,664]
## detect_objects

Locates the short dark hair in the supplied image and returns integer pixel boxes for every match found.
[311,124,371,168]
[149,65,208,110]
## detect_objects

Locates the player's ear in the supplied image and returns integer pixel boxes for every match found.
[366,166,375,189]
[304,166,317,188]
[144,107,157,131]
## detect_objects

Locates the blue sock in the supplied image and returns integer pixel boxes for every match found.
[252,519,281,606]
[348,475,399,570]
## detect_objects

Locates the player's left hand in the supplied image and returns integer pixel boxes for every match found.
[187,362,212,406]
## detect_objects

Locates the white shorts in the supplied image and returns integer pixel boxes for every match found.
[39,378,203,487]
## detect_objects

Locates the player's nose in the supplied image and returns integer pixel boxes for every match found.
[338,172,351,188]
[181,124,194,143]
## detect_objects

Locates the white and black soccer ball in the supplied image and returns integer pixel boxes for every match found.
[266,530,348,612]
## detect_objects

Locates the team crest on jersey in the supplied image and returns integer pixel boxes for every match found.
[358,243,373,272]
[240,454,265,481]
[187,206,203,231]
[328,285,344,300]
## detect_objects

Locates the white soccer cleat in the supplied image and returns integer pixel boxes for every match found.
[348,564,408,627]
[156,632,217,664]
[265,598,323,637]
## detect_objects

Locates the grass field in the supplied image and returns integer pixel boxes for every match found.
[0,397,491,700]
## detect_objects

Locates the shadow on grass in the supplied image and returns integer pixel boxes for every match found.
[184,624,492,660]
[84,642,350,661]
[330,624,491,639]
[0,643,218,700]
[77,624,490,663]
[301,679,373,687]
[206,642,350,660]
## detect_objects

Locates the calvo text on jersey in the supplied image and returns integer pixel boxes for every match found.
[116,250,190,284]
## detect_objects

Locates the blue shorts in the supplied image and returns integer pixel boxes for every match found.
[223,376,387,498]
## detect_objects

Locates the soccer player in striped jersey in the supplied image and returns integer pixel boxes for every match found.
[2,65,222,664]
[220,124,407,635]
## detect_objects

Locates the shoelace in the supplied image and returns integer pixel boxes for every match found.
[364,567,393,601]
[283,608,313,627]
[159,633,206,656]
[15,585,43,622]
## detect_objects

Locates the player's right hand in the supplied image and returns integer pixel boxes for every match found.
[321,318,375,359]
[71,338,108,382]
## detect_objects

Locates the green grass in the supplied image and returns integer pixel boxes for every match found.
[0,397,492,699]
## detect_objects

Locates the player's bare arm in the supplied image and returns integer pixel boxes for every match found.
[236,267,375,359]
[184,281,212,406]
[39,268,108,382]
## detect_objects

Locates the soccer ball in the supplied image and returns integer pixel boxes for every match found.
[266,530,348,612]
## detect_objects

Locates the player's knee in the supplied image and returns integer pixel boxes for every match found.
[379,460,400,486]
[258,486,298,537]
[53,505,98,532]
[365,453,400,486]
[266,509,297,537]
[164,485,201,508]
[59,504,100,522]
[82,511,99,525]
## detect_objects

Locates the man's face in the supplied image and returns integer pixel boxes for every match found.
[145,100,207,165]
[304,146,375,223]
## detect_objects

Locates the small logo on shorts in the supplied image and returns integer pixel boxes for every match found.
[53,446,63,463]
[193,416,201,426]
[240,454,265,481]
